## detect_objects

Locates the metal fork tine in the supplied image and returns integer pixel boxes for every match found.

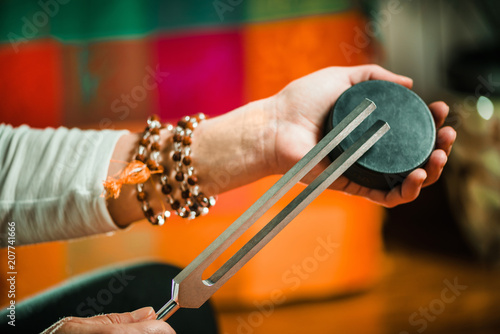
[157,99,382,321]
[207,120,389,286]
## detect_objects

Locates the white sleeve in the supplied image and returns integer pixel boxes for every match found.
[0,124,129,246]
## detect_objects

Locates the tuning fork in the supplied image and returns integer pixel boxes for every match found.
[156,98,389,321]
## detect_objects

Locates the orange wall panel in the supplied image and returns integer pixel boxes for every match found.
[243,11,374,101]
[0,242,68,306]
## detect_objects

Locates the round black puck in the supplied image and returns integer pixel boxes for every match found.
[325,80,436,190]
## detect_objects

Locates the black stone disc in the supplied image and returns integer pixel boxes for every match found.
[325,80,436,190]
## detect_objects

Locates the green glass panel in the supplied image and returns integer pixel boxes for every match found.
[244,0,352,22]
[0,0,353,44]
[156,0,245,30]
[50,0,159,41]
[0,0,51,45]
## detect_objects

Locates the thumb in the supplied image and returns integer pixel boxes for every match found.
[86,307,156,325]
[130,307,157,321]
[349,64,413,89]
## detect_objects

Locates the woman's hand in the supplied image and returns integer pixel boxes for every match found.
[42,307,175,334]
[268,65,456,207]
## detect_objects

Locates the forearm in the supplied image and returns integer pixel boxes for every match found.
[0,124,127,246]
[190,98,276,195]
[106,98,277,228]
[105,132,145,227]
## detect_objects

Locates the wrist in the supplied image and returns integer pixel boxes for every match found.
[190,97,277,195]
[241,97,279,178]
[106,132,145,228]
[106,129,175,228]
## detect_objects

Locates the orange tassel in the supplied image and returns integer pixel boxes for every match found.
[103,160,162,199]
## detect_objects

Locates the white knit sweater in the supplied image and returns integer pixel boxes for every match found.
[0,124,128,246]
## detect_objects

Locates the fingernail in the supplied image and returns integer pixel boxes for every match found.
[131,307,154,321]
[420,170,427,184]
[402,76,413,84]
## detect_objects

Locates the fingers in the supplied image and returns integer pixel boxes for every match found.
[384,169,427,207]
[84,307,156,325]
[339,141,453,207]
[42,308,176,334]
[125,320,177,334]
[60,319,176,334]
[131,307,157,321]
[41,317,73,334]
[428,101,449,127]
[348,64,413,89]
[436,126,456,156]
[422,149,447,187]
[423,108,456,187]
[359,168,425,208]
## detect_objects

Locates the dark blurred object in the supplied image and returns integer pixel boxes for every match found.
[447,47,500,95]
[443,0,500,263]
[384,178,476,262]
[383,0,500,266]
[444,44,500,265]
[475,0,500,43]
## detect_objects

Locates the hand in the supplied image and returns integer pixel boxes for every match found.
[269,65,456,207]
[42,307,175,334]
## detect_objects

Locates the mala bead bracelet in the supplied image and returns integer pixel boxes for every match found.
[102,115,166,205]
[134,115,172,226]
[104,113,216,225]
[171,113,216,219]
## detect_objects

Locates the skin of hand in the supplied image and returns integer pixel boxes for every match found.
[42,307,175,334]
[192,64,456,208]
[265,65,456,207]
[107,65,456,227]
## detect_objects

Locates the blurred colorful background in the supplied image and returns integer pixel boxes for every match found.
[0,0,499,333]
